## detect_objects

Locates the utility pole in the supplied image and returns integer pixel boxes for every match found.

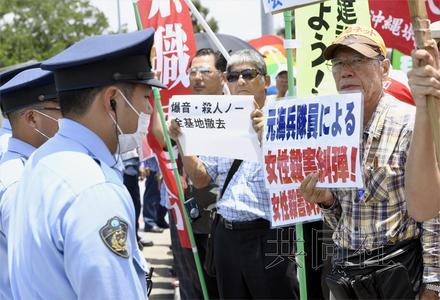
[260,1,274,35]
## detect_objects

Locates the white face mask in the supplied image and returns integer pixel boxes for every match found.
[109,90,151,154]
[32,109,59,140]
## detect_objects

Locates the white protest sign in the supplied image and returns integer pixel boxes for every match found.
[262,92,363,227]
[262,0,327,14]
[169,95,261,162]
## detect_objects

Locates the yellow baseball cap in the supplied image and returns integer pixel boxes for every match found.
[324,25,387,60]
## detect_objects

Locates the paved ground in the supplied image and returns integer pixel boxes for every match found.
[139,224,179,300]
[138,180,178,300]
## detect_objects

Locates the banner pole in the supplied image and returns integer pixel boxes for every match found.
[132,2,210,300]
[183,0,231,62]
[284,10,308,300]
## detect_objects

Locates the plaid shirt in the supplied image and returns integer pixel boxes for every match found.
[321,94,440,283]
[200,156,271,222]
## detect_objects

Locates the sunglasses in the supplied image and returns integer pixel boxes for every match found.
[226,69,262,82]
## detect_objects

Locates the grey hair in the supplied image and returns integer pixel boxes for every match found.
[227,49,267,75]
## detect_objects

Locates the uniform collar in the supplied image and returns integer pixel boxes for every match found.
[7,137,36,160]
[58,118,116,167]
[1,119,12,132]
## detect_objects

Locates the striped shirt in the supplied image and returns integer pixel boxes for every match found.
[200,156,271,222]
[321,94,440,283]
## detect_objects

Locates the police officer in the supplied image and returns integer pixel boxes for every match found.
[0,68,60,300]
[8,29,165,299]
[0,61,40,160]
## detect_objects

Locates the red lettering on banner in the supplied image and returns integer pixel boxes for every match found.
[316,146,332,183]
[297,190,307,217]
[265,150,278,184]
[280,190,289,220]
[302,147,318,176]
[272,193,281,221]
[266,146,358,187]
[289,149,304,183]
[277,149,292,184]
[136,0,195,107]
[351,146,357,182]
[332,146,349,183]
[288,189,297,219]
[272,188,321,223]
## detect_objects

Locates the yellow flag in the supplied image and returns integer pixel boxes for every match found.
[296,0,371,97]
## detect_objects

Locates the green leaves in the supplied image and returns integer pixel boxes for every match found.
[0,0,109,67]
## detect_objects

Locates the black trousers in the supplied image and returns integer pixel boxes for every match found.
[213,221,299,299]
[123,172,141,235]
[169,213,219,299]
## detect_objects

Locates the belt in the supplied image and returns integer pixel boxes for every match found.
[218,215,270,230]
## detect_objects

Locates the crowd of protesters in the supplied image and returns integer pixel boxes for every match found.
[1,13,440,300]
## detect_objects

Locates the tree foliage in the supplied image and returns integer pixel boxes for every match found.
[191,0,218,33]
[0,0,109,67]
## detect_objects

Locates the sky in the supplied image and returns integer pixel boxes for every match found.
[90,0,285,40]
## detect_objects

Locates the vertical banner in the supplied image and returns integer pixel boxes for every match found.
[136,0,196,108]
[369,0,440,56]
[295,0,370,97]
[262,92,363,227]
[147,130,191,249]
[135,0,196,249]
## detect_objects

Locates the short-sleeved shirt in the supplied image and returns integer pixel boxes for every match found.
[0,138,35,300]
[200,156,271,222]
[0,120,12,161]
[8,118,148,299]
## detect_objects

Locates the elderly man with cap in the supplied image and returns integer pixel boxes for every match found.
[299,25,440,299]
[8,29,165,299]
[0,68,60,300]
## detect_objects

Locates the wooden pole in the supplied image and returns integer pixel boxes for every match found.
[409,0,440,170]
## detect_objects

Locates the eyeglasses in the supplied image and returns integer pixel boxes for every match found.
[326,56,383,71]
[226,69,262,82]
[189,66,215,78]
[34,107,61,112]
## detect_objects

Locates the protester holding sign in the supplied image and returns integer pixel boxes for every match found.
[169,49,298,299]
[171,47,225,300]
[300,25,440,299]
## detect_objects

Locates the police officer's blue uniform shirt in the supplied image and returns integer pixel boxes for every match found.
[0,120,12,161]
[8,119,148,299]
[0,138,35,300]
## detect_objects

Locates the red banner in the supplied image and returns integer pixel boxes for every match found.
[369,0,440,55]
[147,130,191,249]
[137,0,195,249]
[136,0,195,107]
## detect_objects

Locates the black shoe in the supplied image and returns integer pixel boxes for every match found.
[139,237,154,247]
[144,224,164,233]
[157,221,169,229]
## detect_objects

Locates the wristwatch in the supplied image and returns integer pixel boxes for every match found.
[425,283,440,298]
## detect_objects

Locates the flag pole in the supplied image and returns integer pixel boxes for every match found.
[132,2,210,300]
[283,10,308,300]
[409,0,440,170]
[183,0,231,62]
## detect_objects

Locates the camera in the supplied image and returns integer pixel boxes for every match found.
[184,197,201,221]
